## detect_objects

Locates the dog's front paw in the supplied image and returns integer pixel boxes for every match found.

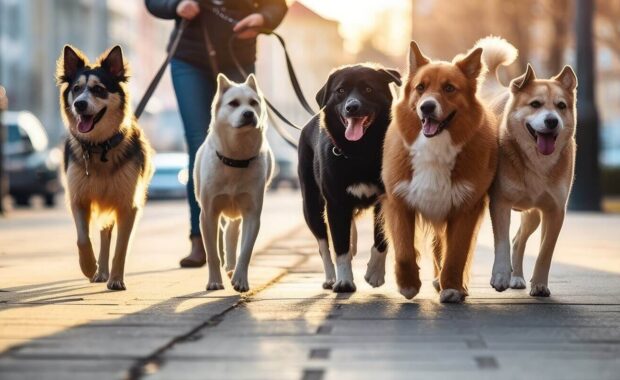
[432,278,440,292]
[439,289,465,303]
[364,247,386,288]
[107,278,126,291]
[332,280,356,293]
[399,287,419,300]
[510,275,527,289]
[231,273,250,293]
[490,271,511,292]
[91,271,109,283]
[322,278,336,289]
[206,282,225,291]
[530,283,551,297]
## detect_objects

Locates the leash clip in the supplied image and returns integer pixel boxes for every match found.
[332,146,343,157]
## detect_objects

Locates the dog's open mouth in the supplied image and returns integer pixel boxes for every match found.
[77,107,107,134]
[341,114,375,142]
[421,111,456,138]
[526,123,558,156]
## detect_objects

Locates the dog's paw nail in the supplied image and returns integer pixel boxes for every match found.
[530,283,550,297]
[490,272,511,292]
[439,288,465,303]
[432,279,440,292]
[322,279,335,289]
[510,276,527,289]
[91,272,109,283]
[332,280,356,293]
[399,287,419,300]
[206,282,225,291]
[107,279,126,291]
[364,273,385,288]
[231,274,249,293]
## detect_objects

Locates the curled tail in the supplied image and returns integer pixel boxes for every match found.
[476,36,518,95]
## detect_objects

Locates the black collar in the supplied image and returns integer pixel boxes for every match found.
[216,151,256,168]
[76,131,125,163]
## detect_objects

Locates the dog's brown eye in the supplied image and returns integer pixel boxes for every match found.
[365,87,373,93]
[337,88,345,94]
[415,84,424,92]
[249,99,259,107]
[530,100,542,108]
[444,84,455,93]
[228,100,240,107]
[72,85,82,93]
[92,85,105,95]
[557,101,567,110]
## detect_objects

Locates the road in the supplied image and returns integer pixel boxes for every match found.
[1,190,619,379]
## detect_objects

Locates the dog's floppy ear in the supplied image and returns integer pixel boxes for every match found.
[380,68,402,86]
[315,74,333,109]
[408,41,430,75]
[58,45,86,83]
[100,46,127,80]
[245,73,259,92]
[510,64,537,92]
[455,47,483,80]
[553,65,577,92]
[217,73,233,93]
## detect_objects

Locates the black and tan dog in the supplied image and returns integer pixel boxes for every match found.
[57,45,153,291]
[298,64,401,292]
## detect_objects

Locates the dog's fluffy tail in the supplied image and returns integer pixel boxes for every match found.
[476,36,518,98]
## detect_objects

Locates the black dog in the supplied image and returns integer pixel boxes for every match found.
[298,64,401,292]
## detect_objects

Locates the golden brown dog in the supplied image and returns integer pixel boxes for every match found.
[57,45,153,290]
[382,41,498,303]
[477,37,577,297]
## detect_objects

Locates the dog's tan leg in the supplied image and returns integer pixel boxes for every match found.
[349,221,357,257]
[71,203,97,278]
[385,197,420,300]
[231,208,262,293]
[530,207,564,297]
[510,209,541,289]
[490,196,512,292]
[92,223,114,283]
[107,208,137,291]
[202,207,224,290]
[431,232,444,292]
[440,199,485,303]
[225,218,241,278]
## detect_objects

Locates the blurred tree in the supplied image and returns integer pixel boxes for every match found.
[595,0,620,58]
[544,0,572,74]
[570,0,602,210]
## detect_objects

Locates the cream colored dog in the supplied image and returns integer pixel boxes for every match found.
[477,37,577,297]
[194,74,273,292]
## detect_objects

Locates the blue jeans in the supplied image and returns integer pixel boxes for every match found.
[170,58,254,236]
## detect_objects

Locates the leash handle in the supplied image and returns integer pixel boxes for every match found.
[134,19,189,120]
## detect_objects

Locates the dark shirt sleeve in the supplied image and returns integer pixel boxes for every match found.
[145,0,181,20]
[257,0,288,30]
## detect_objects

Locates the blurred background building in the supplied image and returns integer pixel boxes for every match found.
[1,0,619,208]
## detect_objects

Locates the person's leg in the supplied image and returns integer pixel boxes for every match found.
[170,58,215,267]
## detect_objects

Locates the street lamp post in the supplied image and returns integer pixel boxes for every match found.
[0,85,7,215]
[569,0,602,211]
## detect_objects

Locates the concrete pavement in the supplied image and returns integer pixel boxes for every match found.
[1,190,619,379]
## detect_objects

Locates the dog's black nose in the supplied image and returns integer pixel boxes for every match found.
[74,100,88,113]
[420,100,436,115]
[345,99,361,114]
[544,117,559,129]
[242,110,254,120]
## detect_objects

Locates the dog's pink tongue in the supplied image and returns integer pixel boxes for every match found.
[344,117,366,141]
[536,133,556,155]
[77,116,94,133]
[422,118,440,136]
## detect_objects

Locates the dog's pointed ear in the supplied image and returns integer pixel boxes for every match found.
[455,47,483,80]
[510,64,537,92]
[553,65,577,92]
[217,73,233,93]
[408,41,430,75]
[245,73,259,92]
[59,45,86,83]
[315,74,333,109]
[380,68,402,86]
[101,46,126,80]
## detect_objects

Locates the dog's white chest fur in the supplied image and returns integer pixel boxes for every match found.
[346,183,380,199]
[394,132,473,221]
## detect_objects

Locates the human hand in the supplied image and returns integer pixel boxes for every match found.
[233,13,265,39]
[176,0,200,20]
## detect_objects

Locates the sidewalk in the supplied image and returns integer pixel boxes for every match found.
[1,192,619,379]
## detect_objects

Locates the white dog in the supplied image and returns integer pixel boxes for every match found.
[194,74,274,292]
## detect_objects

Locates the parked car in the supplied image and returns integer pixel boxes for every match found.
[2,111,62,207]
[148,152,189,199]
